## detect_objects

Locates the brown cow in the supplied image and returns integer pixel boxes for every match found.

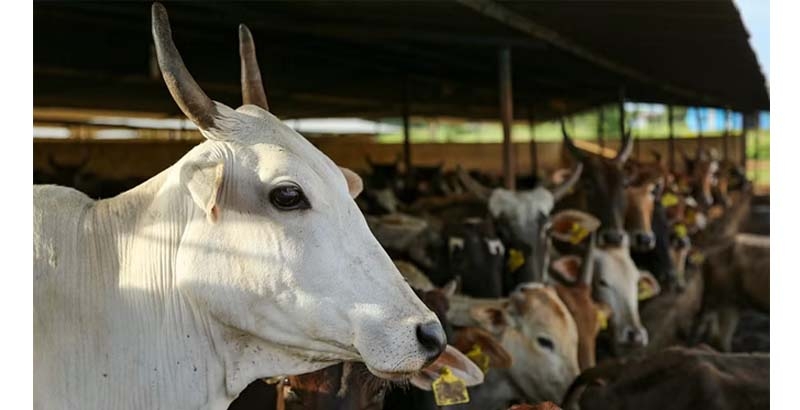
[557,119,633,248]
[561,346,768,410]
[548,231,612,371]
[694,188,769,352]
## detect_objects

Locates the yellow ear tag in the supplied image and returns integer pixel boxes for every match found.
[689,250,705,265]
[466,344,491,375]
[661,192,679,207]
[673,223,688,239]
[638,280,655,301]
[432,366,470,406]
[569,222,590,245]
[596,309,608,331]
[507,249,526,273]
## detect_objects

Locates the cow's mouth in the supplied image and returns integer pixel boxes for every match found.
[365,345,484,391]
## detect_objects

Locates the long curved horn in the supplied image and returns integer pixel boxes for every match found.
[550,162,583,202]
[456,166,492,200]
[560,117,586,161]
[239,24,269,110]
[579,232,596,285]
[151,3,218,130]
[614,128,633,164]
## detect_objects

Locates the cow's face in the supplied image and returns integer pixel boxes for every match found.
[592,246,650,350]
[446,218,506,297]
[625,182,658,251]
[578,156,630,247]
[487,187,555,281]
[471,284,580,403]
[151,6,443,382]
[174,106,442,378]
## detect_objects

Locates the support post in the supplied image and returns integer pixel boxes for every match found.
[696,107,704,154]
[668,105,675,172]
[598,106,605,150]
[499,47,515,190]
[618,86,626,156]
[722,108,730,161]
[528,106,538,179]
[402,76,412,177]
[741,111,749,168]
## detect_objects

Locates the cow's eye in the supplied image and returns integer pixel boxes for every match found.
[536,336,555,351]
[598,278,609,287]
[269,185,310,211]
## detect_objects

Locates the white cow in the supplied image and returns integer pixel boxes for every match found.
[33,4,449,409]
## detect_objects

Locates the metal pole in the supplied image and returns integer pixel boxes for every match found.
[402,76,412,180]
[741,111,749,168]
[528,105,538,179]
[499,47,515,190]
[696,107,704,154]
[722,108,730,161]
[618,86,626,156]
[667,105,675,172]
[598,106,605,150]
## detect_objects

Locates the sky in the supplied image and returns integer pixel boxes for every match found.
[733,0,770,81]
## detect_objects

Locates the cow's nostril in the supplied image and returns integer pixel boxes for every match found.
[635,233,655,249]
[416,321,446,362]
[601,231,624,246]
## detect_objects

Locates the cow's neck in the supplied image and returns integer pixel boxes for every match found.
[87,169,334,409]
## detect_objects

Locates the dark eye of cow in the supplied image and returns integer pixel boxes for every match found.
[269,185,310,211]
[598,278,609,287]
[536,336,555,351]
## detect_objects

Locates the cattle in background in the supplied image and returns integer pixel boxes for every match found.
[454,162,583,285]
[443,217,508,297]
[448,283,581,407]
[548,228,611,371]
[561,346,768,410]
[34,7,455,408]
[592,245,661,354]
[556,119,632,248]
[694,188,769,352]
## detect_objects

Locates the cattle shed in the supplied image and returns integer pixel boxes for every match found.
[34,0,769,186]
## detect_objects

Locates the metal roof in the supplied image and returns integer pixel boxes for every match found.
[34,1,769,121]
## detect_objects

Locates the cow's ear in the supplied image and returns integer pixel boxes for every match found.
[638,271,661,301]
[549,210,601,244]
[454,327,512,369]
[550,255,582,284]
[469,304,511,336]
[182,160,225,223]
[339,167,363,198]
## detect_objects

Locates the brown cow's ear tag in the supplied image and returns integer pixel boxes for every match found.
[466,344,491,375]
[689,250,705,265]
[507,248,526,273]
[673,223,688,239]
[432,366,470,406]
[596,308,609,331]
[661,192,680,207]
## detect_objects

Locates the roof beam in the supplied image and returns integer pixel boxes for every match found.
[455,0,723,106]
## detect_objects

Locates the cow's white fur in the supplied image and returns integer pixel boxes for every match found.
[592,245,649,348]
[33,103,438,410]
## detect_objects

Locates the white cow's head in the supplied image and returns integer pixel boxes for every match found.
[150,4,443,388]
[592,245,660,352]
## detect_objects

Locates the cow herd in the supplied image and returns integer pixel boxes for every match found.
[33,4,768,410]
